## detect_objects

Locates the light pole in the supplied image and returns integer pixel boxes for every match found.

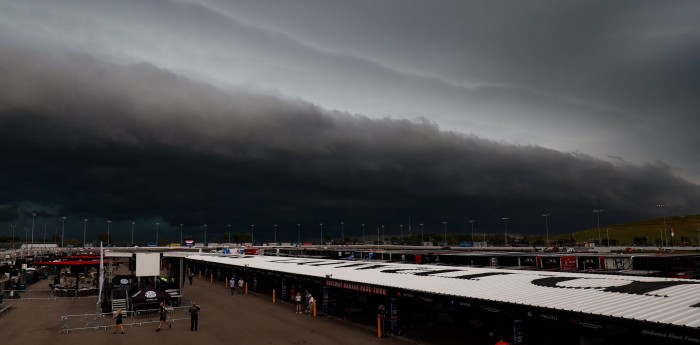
[442,222,447,246]
[657,204,669,247]
[606,228,610,247]
[107,220,111,245]
[340,222,344,245]
[502,217,509,246]
[132,222,136,245]
[469,220,475,244]
[228,224,232,244]
[319,223,323,245]
[420,223,424,244]
[382,225,385,244]
[204,224,207,245]
[179,223,183,245]
[31,212,36,246]
[83,218,88,247]
[251,224,255,245]
[400,224,404,243]
[155,222,160,246]
[11,224,16,248]
[274,224,278,244]
[361,224,366,244]
[542,214,550,247]
[61,216,66,247]
[593,210,603,246]
[297,224,301,244]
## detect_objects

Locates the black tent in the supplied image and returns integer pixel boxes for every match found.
[112,275,137,289]
[131,285,171,309]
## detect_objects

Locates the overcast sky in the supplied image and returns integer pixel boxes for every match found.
[1,0,699,243]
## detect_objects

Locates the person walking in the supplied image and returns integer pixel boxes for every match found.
[306,294,315,315]
[229,277,235,295]
[294,291,302,314]
[188,271,194,285]
[189,302,201,331]
[113,309,125,334]
[156,302,172,331]
[377,305,387,338]
[237,277,244,294]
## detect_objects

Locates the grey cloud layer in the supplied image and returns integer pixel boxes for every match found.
[0,41,697,236]
[4,0,699,182]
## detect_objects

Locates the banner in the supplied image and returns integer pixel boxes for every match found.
[390,298,398,335]
[97,242,104,305]
[326,279,388,295]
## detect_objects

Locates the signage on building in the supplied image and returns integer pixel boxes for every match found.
[642,329,700,343]
[326,279,388,295]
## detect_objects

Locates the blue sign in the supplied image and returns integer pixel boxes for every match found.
[390,298,398,335]
[513,319,523,344]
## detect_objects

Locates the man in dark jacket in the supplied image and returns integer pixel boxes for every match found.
[189,302,201,331]
[377,305,387,337]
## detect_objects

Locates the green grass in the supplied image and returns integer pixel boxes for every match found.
[552,214,700,246]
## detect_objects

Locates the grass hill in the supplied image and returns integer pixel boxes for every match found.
[552,214,700,247]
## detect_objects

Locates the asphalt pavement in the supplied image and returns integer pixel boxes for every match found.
[0,265,423,345]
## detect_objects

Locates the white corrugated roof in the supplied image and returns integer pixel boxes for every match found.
[188,254,700,328]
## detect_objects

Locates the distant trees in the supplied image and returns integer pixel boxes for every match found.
[632,237,648,246]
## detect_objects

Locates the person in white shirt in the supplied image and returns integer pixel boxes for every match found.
[306,295,315,314]
[294,292,302,314]
[237,277,245,293]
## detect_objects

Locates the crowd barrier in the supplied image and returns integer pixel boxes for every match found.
[59,306,193,333]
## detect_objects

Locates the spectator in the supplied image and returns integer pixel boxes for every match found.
[189,302,201,331]
[295,291,302,314]
[306,294,315,314]
[156,302,172,331]
[377,305,387,338]
[113,309,125,334]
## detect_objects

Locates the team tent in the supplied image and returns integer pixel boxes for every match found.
[130,285,171,311]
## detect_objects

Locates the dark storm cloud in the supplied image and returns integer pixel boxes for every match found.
[3,0,699,185]
[1,41,698,240]
[201,0,700,179]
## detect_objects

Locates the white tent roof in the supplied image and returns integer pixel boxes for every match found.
[188,254,700,329]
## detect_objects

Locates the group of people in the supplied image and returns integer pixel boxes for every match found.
[113,301,201,334]
[157,301,202,332]
[292,290,315,314]
[229,277,245,294]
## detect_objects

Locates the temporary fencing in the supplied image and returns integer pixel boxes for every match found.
[59,306,193,333]
[2,288,96,301]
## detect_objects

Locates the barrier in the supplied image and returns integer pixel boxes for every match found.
[4,289,94,302]
[0,303,15,316]
[59,306,194,333]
